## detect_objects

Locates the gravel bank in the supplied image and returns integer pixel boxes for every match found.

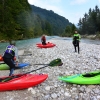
[0,38,100,100]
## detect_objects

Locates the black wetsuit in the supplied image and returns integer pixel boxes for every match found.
[73,35,80,53]
[3,45,16,76]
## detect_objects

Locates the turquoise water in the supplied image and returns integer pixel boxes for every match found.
[0,36,100,54]
[62,37,100,45]
[0,36,54,54]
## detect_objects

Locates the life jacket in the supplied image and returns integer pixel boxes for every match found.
[74,36,79,41]
[4,45,15,57]
[73,34,80,41]
[41,36,46,41]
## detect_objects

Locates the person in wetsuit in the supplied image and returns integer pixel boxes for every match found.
[72,30,81,54]
[3,41,19,76]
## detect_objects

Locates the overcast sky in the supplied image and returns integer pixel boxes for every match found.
[28,0,100,25]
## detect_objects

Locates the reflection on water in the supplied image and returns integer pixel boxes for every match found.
[0,36,100,54]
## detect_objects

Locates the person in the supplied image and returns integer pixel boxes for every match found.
[3,41,19,76]
[41,34,46,45]
[72,30,81,54]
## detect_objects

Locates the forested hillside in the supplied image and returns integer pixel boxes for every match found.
[0,0,32,41]
[0,0,73,41]
[30,5,72,35]
[78,5,100,39]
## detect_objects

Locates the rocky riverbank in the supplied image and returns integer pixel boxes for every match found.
[0,38,100,100]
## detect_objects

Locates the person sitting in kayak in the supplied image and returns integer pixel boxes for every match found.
[72,30,81,54]
[3,41,19,76]
[41,34,46,45]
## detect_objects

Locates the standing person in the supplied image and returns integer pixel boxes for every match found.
[41,34,46,45]
[3,41,19,76]
[72,30,81,54]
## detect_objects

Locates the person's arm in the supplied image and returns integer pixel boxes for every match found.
[79,34,81,41]
[15,47,19,65]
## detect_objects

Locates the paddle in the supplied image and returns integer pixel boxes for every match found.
[0,58,63,82]
[19,54,32,56]
[34,58,63,66]
[23,58,63,75]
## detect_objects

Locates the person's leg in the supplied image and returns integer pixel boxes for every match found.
[77,42,80,54]
[9,68,14,76]
[42,41,44,45]
[42,41,46,45]
[74,45,77,52]
[3,58,15,76]
[73,41,77,52]
[9,59,15,76]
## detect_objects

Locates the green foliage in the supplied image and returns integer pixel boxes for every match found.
[61,24,77,37]
[0,0,73,41]
[78,5,100,37]
[0,0,32,41]
[31,5,72,35]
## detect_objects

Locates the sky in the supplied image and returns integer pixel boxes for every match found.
[27,0,100,25]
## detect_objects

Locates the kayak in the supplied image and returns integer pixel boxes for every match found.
[0,55,16,61]
[58,70,100,84]
[0,73,48,91]
[36,42,56,48]
[0,63,30,70]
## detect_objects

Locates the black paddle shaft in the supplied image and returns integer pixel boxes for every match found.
[24,65,49,74]
[24,58,63,74]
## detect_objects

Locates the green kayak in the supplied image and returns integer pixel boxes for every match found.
[58,70,100,84]
[0,63,29,70]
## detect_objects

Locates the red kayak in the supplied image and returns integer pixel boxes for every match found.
[0,55,16,61]
[0,74,48,91]
[36,42,56,48]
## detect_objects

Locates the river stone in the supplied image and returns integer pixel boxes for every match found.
[28,88,36,94]
[45,86,51,91]
[51,93,57,99]
[64,92,71,97]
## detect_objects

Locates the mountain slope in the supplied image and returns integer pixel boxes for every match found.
[30,5,72,35]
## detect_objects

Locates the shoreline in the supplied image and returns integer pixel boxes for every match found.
[0,38,100,100]
[0,36,100,54]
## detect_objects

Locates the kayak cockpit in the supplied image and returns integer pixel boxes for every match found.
[0,75,22,82]
[83,72,100,77]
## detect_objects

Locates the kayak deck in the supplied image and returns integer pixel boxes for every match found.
[0,74,48,91]
[36,42,56,48]
[0,63,29,70]
[58,70,100,84]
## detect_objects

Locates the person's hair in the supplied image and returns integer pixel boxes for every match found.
[43,34,45,36]
[10,41,16,46]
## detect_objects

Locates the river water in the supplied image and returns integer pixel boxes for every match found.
[0,36,100,54]
[0,36,54,54]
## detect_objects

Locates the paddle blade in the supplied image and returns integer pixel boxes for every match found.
[49,58,63,67]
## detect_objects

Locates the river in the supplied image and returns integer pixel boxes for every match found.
[0,36,100,54]
[0,36,54,54]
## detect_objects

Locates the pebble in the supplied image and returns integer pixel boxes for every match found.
[51,93,57,99]
[0,37,100,100]
[45,86,51,91]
